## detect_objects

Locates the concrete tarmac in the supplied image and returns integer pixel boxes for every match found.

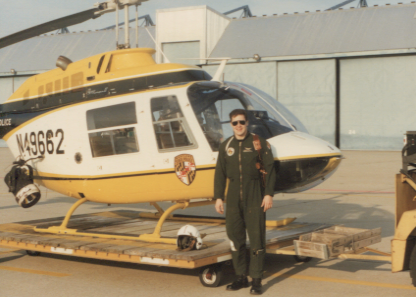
[0,148,415,297]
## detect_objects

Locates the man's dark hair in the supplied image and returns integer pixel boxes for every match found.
[229,109,247,121]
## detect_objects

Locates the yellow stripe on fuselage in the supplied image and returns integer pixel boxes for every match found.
[32,154,341,204]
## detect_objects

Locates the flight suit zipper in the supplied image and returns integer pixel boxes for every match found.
[239,142,242,201]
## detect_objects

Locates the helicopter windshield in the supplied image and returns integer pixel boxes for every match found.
[188,81,301,151]
[234,83,308,134]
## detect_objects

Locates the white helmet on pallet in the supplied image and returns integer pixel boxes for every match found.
[177,225,203,251]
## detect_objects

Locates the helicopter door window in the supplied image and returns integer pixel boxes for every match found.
[86,102,139,157]
[151,96,196,151]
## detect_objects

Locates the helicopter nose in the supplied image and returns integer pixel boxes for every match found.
[267,132,343,193]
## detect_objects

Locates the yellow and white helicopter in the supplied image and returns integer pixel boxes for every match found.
[0,0,342,244]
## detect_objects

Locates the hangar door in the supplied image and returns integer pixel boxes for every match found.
[340,56,416,150]
[277,59,336,145]
[0,76,30,147]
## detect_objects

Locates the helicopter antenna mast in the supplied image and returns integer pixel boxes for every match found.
[135,5,139,48]
[124,3,130,48]
[116,1,120,48]
[109,0,148,49]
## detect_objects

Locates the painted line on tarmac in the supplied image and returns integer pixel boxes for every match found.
[265,272,415,290]
[309,189,395,194]
[0,249,21,255]
[0,265,70,277]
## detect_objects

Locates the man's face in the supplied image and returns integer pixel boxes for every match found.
[231,114,248,138]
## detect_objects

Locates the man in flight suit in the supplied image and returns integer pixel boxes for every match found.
[214,109,276,295]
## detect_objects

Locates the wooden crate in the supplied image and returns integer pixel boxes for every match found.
[293,226,381,260]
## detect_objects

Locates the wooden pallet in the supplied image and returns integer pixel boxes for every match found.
[0,210,331,268]
[293,226,382,260]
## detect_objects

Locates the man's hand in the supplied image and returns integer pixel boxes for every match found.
[215,199,224,214]
[261,195,273,212]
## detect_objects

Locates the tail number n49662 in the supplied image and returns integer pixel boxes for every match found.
[16,129,65,156]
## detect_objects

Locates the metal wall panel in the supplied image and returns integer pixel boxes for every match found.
[156,6,229,64]
[210,5,416,59]
[156,6,206,63]
[202,62,276,100]
[341,56,416,150]
[162,41,200,64]
[0,77,13,104]
[206,7,230,57]
[277,59,336,145]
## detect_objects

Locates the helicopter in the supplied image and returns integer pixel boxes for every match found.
[0,0,342,244]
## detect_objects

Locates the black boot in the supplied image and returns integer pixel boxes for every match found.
[226,275,249,291]
[250,278,262,295]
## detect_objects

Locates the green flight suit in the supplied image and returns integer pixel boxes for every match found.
[214,133,276,278]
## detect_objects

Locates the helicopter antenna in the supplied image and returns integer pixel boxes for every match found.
[211,59,231,82]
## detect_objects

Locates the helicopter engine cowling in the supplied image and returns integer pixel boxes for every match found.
[4,162,41,208]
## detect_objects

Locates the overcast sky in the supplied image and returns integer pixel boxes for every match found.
[0,0,410,38]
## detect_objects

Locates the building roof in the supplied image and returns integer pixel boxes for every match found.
[0,27,156,75]
[209,4,416,59]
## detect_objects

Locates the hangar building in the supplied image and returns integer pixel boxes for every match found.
[1,3,416,150]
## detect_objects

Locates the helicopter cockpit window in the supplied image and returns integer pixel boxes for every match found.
[86,102,139,157]
[188,82,295,151]
[151,96,196,151]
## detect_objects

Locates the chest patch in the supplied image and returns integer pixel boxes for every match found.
[243,147,252,153]
[227,147,235,156]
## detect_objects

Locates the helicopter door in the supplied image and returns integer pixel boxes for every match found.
[86,102,139,157]
[151,96,197,151]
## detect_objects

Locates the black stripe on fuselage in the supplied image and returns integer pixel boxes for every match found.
[0,70,212,139]
[33,166,215,181]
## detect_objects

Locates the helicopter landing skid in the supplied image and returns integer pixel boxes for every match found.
[33,199,215,244]
[139,208,297,228]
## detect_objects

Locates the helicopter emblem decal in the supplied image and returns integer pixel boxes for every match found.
[174,154,196,186]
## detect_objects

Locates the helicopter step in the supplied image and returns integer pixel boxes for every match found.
[0,210,331,287]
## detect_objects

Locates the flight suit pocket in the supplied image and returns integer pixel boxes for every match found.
[244,180,263,207]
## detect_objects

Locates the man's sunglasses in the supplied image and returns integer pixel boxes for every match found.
[231,120,247,126]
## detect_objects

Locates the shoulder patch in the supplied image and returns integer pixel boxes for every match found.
[227,147,235,156]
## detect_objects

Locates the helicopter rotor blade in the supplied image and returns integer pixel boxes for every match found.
[0,8,100,50]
